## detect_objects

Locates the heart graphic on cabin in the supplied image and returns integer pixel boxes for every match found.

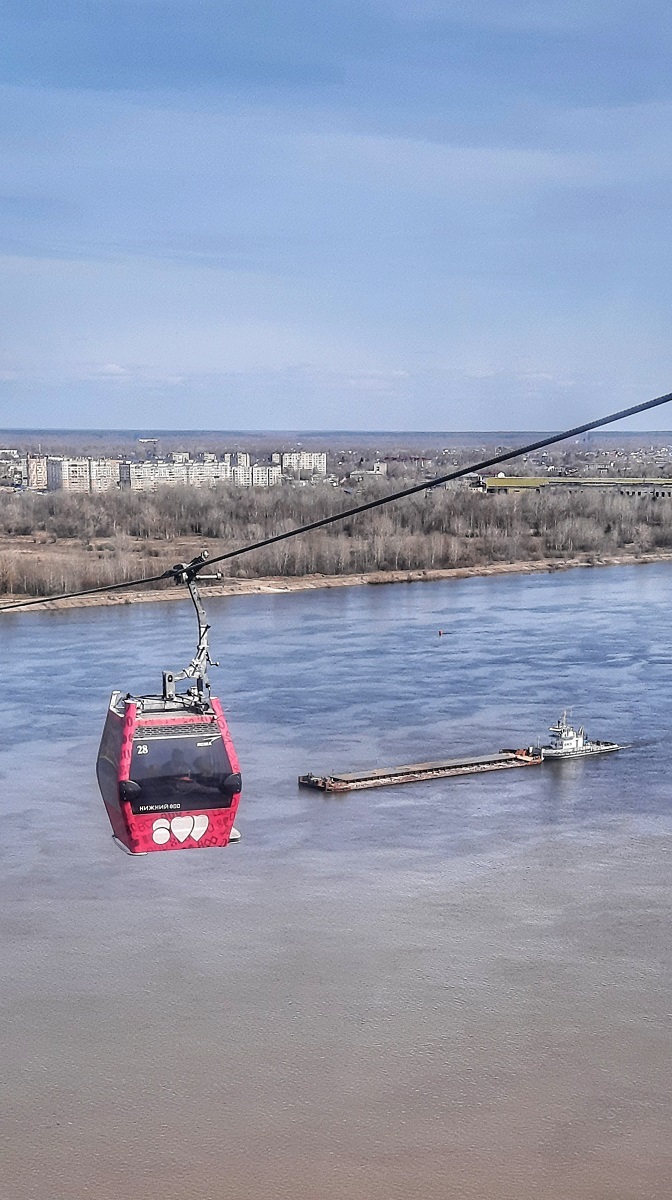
[191,814,209,840]
[170,815,195,842]
[151,814,210,844]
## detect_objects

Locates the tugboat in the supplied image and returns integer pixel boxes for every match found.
[541,712,623,760]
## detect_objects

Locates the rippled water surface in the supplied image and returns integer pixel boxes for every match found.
[2,564,672,1200]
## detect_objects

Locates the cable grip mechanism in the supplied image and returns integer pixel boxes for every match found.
[162,552,223,702]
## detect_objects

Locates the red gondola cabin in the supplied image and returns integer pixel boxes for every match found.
[97,691,242,854]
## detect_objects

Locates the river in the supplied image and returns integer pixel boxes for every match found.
[1,564,671,1200]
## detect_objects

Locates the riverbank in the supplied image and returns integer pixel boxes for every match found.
[3,549,672,612]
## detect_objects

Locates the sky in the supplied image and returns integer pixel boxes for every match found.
[1,0,672,431]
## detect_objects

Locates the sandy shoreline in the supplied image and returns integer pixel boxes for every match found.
[3,550,672,612]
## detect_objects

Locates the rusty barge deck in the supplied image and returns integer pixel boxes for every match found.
[299,750,541,793]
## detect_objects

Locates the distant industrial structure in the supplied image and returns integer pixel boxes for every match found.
[473,475,672,498]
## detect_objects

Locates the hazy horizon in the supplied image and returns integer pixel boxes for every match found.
[3,426,672,437]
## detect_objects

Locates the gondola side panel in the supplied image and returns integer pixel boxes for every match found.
[95,703,130,846]
[117,702,147,853]
[212,696,243,843]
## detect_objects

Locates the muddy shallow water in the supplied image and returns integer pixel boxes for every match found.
[1,564,671,1200]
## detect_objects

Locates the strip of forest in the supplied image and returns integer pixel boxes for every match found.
[1,482,671,598]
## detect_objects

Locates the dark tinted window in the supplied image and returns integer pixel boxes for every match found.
[129,733,235,813]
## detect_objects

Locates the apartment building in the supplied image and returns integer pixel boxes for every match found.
[89,458,121,491]
[118,456,269,491]
[252,464,282,487]
[0,449,25,487]
[187,459,232,487]
[46,457,93,492]
[231,465,252,487]
[281,451,327,475]
[118,461,178,491]
[119,461,156,491]
[26,454,48,490]
[19,448,301,493]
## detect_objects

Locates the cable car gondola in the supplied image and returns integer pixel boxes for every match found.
[95,555,242,854]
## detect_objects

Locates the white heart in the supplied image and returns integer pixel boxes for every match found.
[171,815,194,843]
[191,814,209,841]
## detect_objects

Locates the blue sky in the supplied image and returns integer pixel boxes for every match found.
[1,0,672,430]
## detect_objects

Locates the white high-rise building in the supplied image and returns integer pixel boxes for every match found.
[231,465,253,487]
[119,461,157,491]
[41,449,275,492]
[46,457,91,492]
[154,460,189,486]
[89,458,120,491]
[26,455,48,490]
[280,451,327,475]
[187,459,232,487]
[252,464,282,487]
[44,456,119,492]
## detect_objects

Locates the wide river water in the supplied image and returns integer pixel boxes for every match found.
[1,564,672,1200]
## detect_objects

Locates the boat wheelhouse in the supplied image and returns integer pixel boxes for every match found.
[541,712,622,760]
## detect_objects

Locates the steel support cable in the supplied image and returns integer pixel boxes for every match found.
[0,569,173,611]
[2,388,671,614]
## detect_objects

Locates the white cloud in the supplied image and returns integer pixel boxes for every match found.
[95,363,129,377]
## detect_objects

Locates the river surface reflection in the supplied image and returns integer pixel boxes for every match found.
[1,565,672,1199]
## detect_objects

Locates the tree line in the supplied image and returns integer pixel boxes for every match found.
[1,482,671,597]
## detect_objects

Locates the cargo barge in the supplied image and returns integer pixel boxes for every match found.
[299,748,541,793]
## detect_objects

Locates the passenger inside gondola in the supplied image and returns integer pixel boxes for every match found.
[128,735,239,811]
